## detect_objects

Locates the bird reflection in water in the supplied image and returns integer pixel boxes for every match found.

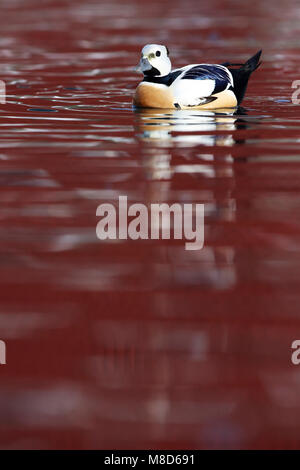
[135,107,239,143]
[132,107,250,291]
[134,107,248,180]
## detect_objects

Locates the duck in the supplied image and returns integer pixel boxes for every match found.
[134,44,262,110]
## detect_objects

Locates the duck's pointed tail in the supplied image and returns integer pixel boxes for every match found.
[223,50,262,105]
[243,50,262,73]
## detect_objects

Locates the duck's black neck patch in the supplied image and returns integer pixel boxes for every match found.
[143,66,160,78]
[143,69,182,86]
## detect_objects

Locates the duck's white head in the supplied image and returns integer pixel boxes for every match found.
[135,44,171,78]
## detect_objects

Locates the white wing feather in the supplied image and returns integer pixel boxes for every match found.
[171,79,216,107]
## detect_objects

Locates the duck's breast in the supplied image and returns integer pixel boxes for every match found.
[134,82,175,109]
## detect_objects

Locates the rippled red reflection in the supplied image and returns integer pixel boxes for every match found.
[0,0,300,450]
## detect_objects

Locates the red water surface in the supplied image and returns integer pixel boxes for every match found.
[0,0,300,450]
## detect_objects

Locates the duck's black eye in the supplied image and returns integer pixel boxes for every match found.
[155,50,161,57]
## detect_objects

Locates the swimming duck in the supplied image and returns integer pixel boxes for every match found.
[134,44,262,110]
